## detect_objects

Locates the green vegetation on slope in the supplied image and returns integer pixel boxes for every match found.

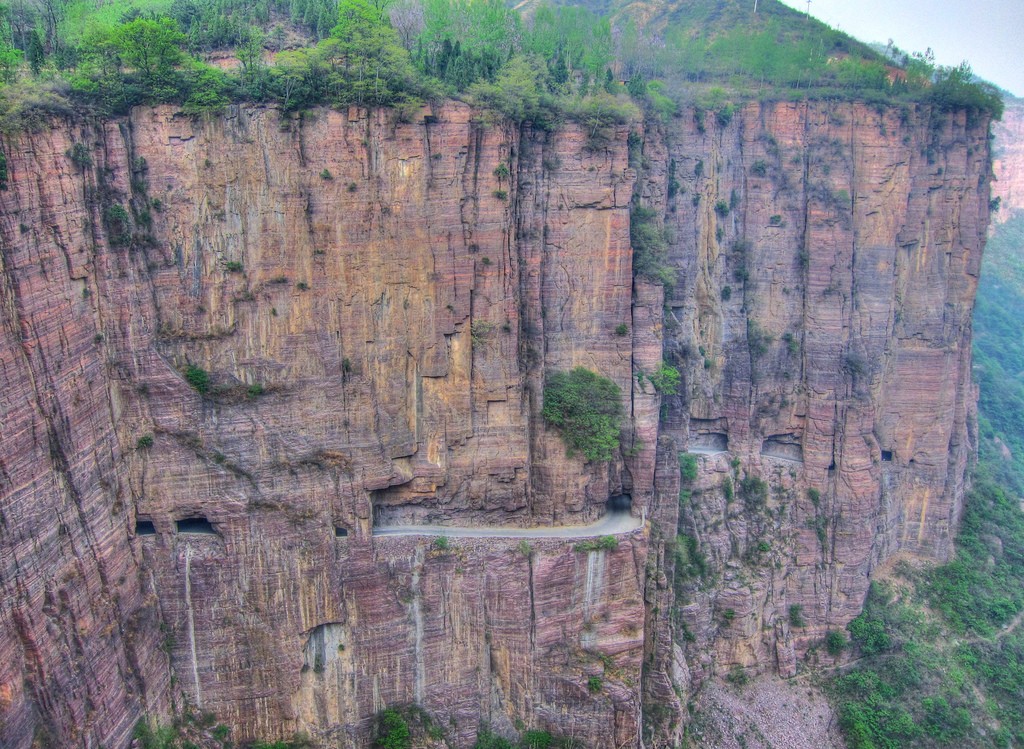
[827,211,1024,748]
[0,0,644,129]
[0,0,1002,134]
[974,212,1024,499]
[616,0,1002,119]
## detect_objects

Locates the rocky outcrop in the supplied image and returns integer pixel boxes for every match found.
[0,103,650,748]
[637,101,989,744]
[0,98,991,749]
[993,97,1024,218]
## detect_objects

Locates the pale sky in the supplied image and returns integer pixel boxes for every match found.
[778,0,1024,97]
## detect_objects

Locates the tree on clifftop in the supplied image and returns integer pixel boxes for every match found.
[113,18,185,91]
[329,0,419,106]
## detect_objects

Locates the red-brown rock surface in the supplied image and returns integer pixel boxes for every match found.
[993,97,1024,218]
[638,100,989,745]
[0,99,990,748]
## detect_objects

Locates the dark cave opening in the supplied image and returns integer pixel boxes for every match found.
[607,494,632,512]
[176,517,217,535]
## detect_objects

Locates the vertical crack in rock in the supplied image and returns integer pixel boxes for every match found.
[582,549,606,626]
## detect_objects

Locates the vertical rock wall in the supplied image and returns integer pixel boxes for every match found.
[637,100,989,744]
[0,98,990,748]
[992,98,1024,218]
[0,103,650,748]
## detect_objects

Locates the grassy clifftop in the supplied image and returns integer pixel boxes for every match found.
[0,0,1002,134]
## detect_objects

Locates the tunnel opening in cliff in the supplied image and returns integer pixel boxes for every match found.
[334,526,348,538]
[761,435,804,463]
[135,520,157,536]
[688,419,730,454]
[607,494,632,512]
[688,432,729,453]
[882,450,894,462]
[175,517,217,535]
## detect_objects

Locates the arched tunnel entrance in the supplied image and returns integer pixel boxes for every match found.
[607,494,632,513]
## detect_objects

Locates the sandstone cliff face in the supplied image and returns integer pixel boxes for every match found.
[639,100,989,744]
[0,103,651,748]
[0,99,990,749]
[993,98,1024,218]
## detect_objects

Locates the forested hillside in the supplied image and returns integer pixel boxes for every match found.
[0,0,1002,132]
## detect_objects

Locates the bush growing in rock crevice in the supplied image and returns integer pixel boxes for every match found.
[630,205,673,287]
[184,364,210,393]
[542,367,623,462]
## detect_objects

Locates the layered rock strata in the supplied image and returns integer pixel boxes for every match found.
[0,98,991,748]
[992,97,1024,218]
[639,100,989,744]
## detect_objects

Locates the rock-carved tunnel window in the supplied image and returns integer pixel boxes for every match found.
[688,433,729,453]
[881,450,893,462]
[334,526,349,538]
[761,435,803,463]
[607,494,632,512]
[176,517,217,534]
[304,623,345,674]
[135,519,157,536]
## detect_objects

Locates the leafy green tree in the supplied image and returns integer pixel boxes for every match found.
[113,18,186,91]
[929,61,1003,119]
[237,27,270,99]
[468,55,551,124]
[0,43,21,83]
[329,0,418,106]
[27,28,44,75]
[571,91,638,146]
[69,25,139,113]
[272,46,330,111]
[182,63,231,115]
[374,708,410,749]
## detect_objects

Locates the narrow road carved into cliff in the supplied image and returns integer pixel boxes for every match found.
[373,511,643,538]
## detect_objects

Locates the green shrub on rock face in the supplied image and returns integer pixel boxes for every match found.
[375,708,411,749]
[575,535,618,552]
[542,367,623,462]
[679,453,698,483]
[789,604,807,628]
[184,364,210,393]
[473,730,514,749]
[649,363,680,394]
[519,730,553,748]
[104,204,131,245]
[825,630,846,655]
[739,475,768,510]
[630,205,672,287]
